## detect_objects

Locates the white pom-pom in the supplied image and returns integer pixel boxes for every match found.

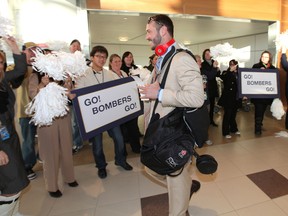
[210,42,235,59]
[270,98,285,120]
[25,82,69,126]
[275,30,288,51]
[32,50,88,81]
[57,51,88,80]
[275,131,288,138]
[0,16,14,37]
[32,49,65,81]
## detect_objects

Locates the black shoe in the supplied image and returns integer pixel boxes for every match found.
[190,180,201,198]
[27,169,36,180]
[49,190,62,198]
[68,181,79,187]
[98,168,107,179]
[72,145,83,154]
[210,122,218,127]
[115,161,133,170]
[255,130,262,135]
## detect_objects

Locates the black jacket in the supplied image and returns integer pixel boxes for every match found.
[0,53,30,194]
[201,60,220,98]
[218,70,241,108]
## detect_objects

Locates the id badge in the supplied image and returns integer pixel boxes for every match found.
[0,126,10,141]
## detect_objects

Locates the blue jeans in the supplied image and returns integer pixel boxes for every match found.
[19,117,37,170]
[70,105,83,148]
[91,126,126,169]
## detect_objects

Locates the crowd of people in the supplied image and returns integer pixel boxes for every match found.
[0,13,286,216]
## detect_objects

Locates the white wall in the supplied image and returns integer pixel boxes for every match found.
[98,33,269,70]
[2,0,89,57]
[188,33,268,71]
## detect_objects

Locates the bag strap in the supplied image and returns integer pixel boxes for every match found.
[150,48,196,177]
[151,48,196,116]
[150,51,177,116]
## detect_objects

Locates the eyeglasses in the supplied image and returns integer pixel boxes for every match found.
[94,54,107,60]
[148,16,164,26]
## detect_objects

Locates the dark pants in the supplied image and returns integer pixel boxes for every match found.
[91,126,126,169]
[209,96,216,124]
[254,102,269,133]
[121,118,141,153]
[286,106,288,129]
[19,117,37,170]
[222,106,238,136]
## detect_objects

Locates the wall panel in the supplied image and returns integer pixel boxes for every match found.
[86,0,281,21]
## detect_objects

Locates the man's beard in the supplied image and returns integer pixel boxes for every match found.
[149,35,162,51]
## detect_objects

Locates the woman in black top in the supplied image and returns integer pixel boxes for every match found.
[251,51,276,135]
[201,49,221,127]
[218,59,242,138]
[121,51,138,76]
[120,51,142,148]
[144,54,158,72]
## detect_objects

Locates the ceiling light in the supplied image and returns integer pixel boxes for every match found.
[183,40,191,45]
[119,37,128,42]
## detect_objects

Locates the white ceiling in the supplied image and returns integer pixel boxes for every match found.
[88,11,273,47]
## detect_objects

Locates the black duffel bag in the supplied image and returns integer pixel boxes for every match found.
[140,108,195,176]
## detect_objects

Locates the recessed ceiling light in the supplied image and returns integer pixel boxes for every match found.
[119,37,128,42]
[183,40,191,45]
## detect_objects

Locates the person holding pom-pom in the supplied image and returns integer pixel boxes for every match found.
[28,66,78,198]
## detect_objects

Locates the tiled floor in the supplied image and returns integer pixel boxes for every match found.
[18,108,288,216]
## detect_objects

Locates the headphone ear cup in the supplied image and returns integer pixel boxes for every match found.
[155,45,167,56]
[196,154,218,174]
[154,38,175,56]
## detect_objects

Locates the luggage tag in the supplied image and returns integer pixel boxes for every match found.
[0,121,10,141]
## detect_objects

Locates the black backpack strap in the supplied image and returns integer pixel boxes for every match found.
[150,48,197,117]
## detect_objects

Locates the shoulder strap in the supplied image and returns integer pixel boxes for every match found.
[151,51,177,116]
[151,48,196,116]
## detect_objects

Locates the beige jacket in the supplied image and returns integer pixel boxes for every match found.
[75,67,115,89]
[145,44,204,130]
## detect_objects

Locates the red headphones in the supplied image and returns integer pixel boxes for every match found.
[155,39,175,56]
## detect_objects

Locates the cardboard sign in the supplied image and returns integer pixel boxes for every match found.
[238,68,280,98]
[71,77,143,140]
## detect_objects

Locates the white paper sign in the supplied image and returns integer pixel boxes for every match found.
[238,68,279,98]
[72,77,142,139]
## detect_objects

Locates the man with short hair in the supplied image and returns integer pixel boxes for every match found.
[75,45,133,179]
[139,14,204,215]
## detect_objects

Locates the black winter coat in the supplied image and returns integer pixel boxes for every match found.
[218,70,241,108]
[201,60,220,98]
[0,53,29,194]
